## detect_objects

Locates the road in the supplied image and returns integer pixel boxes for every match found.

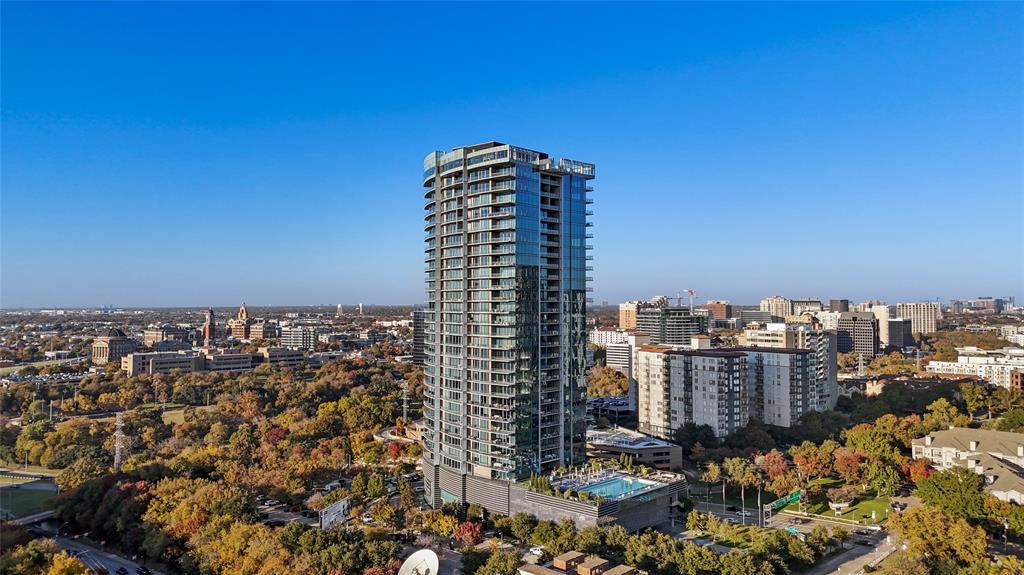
[54,535,164,575]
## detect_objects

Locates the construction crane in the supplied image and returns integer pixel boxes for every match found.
[675,289,697,312]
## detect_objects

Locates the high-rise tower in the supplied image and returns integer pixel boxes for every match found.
[421,142,594,508]
[202,308,216,348]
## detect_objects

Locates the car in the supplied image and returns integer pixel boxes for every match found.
[115,568,129,575]
[266,499,279,506]
[726,505,740,512]
[725,517,739,524]
[136,567,152,575]
[735,510,752,517]
[529,546,544,556]
[854,529,871,536]
[791,518,808,524]
[854,540,873,547]
[362,513,374,524]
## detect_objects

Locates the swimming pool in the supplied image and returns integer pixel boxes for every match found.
[578,476,658,499]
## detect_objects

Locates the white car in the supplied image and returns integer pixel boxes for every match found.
[735,510,752,517]
[529,547,544,556]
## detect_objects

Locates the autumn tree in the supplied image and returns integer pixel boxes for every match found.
[888,506,988,573]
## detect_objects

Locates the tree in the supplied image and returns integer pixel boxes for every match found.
[831,526,851,550]
[993,387,1024,416]
[875,551,929,575]
[888,506,988,573]
[45,552,89,575]
[455,521,483,547]
[674,423,718,456]
[959,382,989,419]
[461,548,489,575]
[789,440,836,479]
[826,485,859,505]
[723,457,758,521]
[833,447,868,485]
[700,462,725,510]
[586,367,628,398]
[866,462,900,497]
[757,449,790,481]
[510,513,535,543]
[903,458,933,483]
[914,466,986,520]
[55,456,107,492]
[477,549,520,575]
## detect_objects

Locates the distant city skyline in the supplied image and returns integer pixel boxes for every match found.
[2,2,1021,308]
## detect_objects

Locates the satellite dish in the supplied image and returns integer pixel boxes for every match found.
[398,549,440,575]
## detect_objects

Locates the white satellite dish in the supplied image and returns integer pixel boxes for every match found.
[398,549,440,575]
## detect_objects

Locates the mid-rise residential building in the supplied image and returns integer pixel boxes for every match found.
[836,312,880,357]
[618,296,669,329]
[740,323,837,410]
[895,302,941,335]
[589,327,630,347]
[702,300,733,321]
[813,311,842,330]
[741,347,815,428]
[926,346,1024,388]
[606,331,651,411]
[760,296,793,318]
[91,328,137,365]
[635,345,749,439]
[636,307,708,345]
[281,325,319,351]
[829,299,850,313]
[420,141,593,511]
[887,318,914,349]
[912,427,1024,503]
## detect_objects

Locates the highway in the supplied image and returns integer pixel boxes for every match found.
[53,535,164,575]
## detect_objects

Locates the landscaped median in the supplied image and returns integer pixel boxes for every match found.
[779,478,892,526]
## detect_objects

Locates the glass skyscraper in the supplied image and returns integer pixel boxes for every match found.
[421,142,594,508]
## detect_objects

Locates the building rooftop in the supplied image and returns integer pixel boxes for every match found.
[913,427,1024,455]
[586,426,678,450]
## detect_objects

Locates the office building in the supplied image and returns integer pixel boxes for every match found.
[791,299,823,314]
[869,304,890,347]
[636,307,709,345]
[829,299,850,313]
[143,324,192,348]
[281,325,319,351]
[122,351,204,377]
[760,296,793,318]
[926,347,1024,388]
[229,302,253,339]
[888,318,914,349]
[250,322,278,340]
[836,312,880,357]
[740,310,779,324]
[420,142,593,510]
[895,302,941,335]
[259,346,305,368]
[91,328,137,365]
[702,300,733,321]
[412,310,427,367]
[813,311,842,331]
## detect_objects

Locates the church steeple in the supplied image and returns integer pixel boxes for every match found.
[238,301,248,321]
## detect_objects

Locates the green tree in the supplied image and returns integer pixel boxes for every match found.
[866,462,901,497]
[477,549,520,575]
[586,367,628,398]
[510,512,535,542]
[915,466,986,520]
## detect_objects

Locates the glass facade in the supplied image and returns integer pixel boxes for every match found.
[421,142,594,487]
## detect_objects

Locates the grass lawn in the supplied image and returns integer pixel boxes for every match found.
[0,488,55,518]
[0,464,60,477]
[0,358,82,376]
[783,478,891,525]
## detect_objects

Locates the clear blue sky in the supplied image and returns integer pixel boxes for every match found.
[2,2,1021,308]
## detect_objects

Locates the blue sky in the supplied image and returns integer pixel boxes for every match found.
[2,2,1021,308]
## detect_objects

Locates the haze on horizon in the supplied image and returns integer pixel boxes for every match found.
[2,2,1021,309]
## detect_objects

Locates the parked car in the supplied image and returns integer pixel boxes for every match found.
[855,540,873,547]
[529,547,544,556]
